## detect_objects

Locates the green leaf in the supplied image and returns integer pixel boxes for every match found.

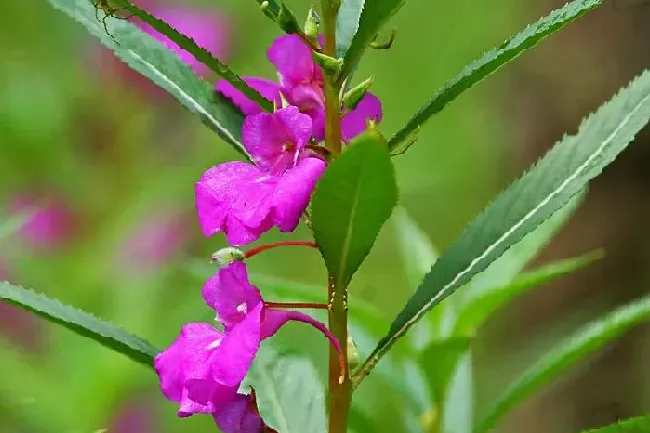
[431,195,583,339]
[0,282,158,367]
[392,207,439,291]
[420,338,471,403]
[476,296,650,433]
[109,0,273,112]
[580,415,650,433]
[312,131,398,289]
[340,0,406,80]
[336,0,365,58]
[453,250,602,337]
[247,347,326,433]
[355,69,650,386]
[388,0,608,151]
[46,0,247,154]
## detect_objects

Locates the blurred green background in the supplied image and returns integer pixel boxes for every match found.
[1,0,649,432]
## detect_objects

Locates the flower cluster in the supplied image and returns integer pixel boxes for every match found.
[217,34,382,143]
[155,261,342,432]
[156,33,382,432]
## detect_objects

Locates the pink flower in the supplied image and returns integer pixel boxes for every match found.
[202,262,340,344]
[195,106,325,245]
[114,207,190,277]
[213,393,265,433]
[7,191,74,251]
[154,262,342,426]
[216,34,382,142]
[154,314,261,418]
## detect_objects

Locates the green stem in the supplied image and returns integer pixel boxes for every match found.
[321,0,343,158]
[320,1,350,431]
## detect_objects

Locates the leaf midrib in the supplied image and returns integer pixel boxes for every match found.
[335,174,363,289]
[363,88,650,373]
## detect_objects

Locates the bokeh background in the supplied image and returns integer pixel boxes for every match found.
[1,0,649,432]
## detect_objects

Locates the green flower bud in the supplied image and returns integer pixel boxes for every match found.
[343,76,375,111]
[210,247,244,268]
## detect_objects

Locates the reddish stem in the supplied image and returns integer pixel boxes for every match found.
[244,241,318,259]
[265,301,330,310]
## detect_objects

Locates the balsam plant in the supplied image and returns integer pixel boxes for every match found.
[2,0,650,432]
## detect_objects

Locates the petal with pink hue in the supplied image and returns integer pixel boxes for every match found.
[136,4,230,76]
[7,191,74,251]
[195,162,275,245]
[242,106,312,173]
[154,308,262,418]
[340,92,383,142]
[267,35,316,86]
[213,394,264,433]
[272,157,326,232]
[285,85,326,141]
[216,77,281,116]
[202,261,262,330]
[154,323,236,416]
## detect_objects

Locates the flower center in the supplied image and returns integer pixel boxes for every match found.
[282,141,296,154]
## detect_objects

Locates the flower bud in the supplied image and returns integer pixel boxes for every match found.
[303,8,320,41]
[312,51,343,77]
[210,247,244,267]
[342,76,375,111]
[347,336,360,370]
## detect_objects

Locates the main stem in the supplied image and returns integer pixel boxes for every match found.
[321,0,343,158]
[320,1,351,432]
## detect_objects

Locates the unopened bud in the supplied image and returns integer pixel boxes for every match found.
[210,247,244,267]
[347,336,360,370]
[342,76,375,111]
[312,51,343,77]
[420,407,437,431]
[303,8,320,41]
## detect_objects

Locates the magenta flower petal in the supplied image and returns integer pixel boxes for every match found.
[242,106,312,173]
[195,162,275,245]
[272,157,326,232]
[341,92,383,142]
[216,77,281,116]
[213,394,264,433]
[210,303,262,386]
[202,261,263,330]
[155,306,262,418]
[267,35,315,86]
[154,323,234,416]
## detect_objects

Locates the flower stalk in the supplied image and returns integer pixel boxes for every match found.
[320,4,351,424]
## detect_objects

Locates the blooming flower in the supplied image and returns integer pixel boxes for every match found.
[154,261,343,427]
[216,34,382,142]
[195,106,325,245]
[6,190,75,251]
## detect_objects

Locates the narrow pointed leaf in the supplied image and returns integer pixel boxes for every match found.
[46,0,247,153]
[354,69,650,387]
[433,195,583,339]
[109,0,273,112]
[312,131,398,289]
[0,282,158,367]
[454,250,602,336]
[336,0,365,57]
[340,0,406,79]
[247,347,326,433]
[476,295,650,433]
[580,415,650,433]
[389,0,608,151]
